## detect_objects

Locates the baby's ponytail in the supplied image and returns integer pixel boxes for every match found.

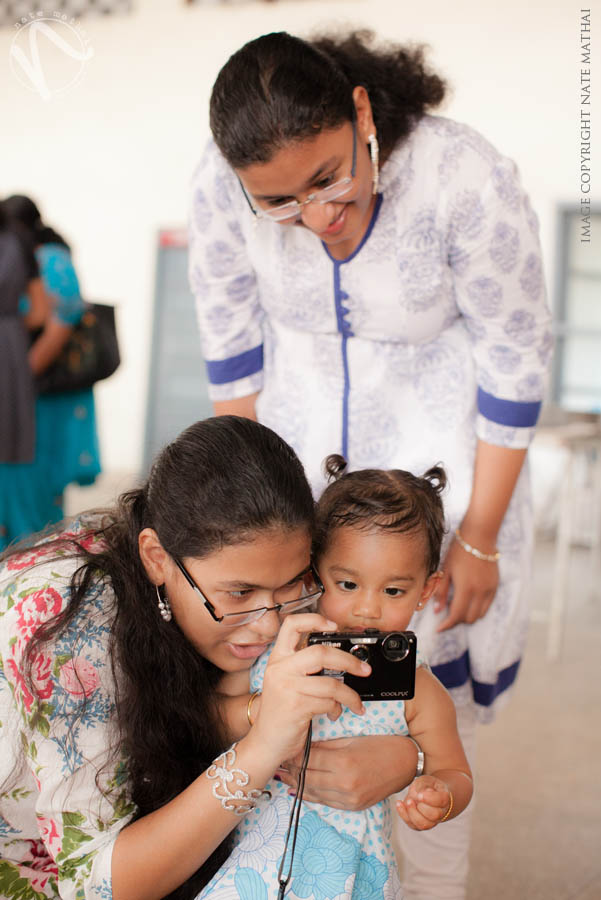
[422,464,447,497]
[324,453,349,482]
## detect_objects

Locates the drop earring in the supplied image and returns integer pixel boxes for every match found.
[368,133,379,195]
[156,584,172,622]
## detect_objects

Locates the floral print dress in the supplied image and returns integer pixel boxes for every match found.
[0,527,134,900]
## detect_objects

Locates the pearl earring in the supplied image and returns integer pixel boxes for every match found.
[368,133,379,195]
[156,584,172,622]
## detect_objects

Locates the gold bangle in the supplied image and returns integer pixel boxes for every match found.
[455,529,500,563]
[440,791,454,823]
[247,690,261,727]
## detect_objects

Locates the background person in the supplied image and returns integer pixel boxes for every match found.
[0,195,100,552]
[189,30,553,898]
[0,201,47,472]
[0,416,422,900]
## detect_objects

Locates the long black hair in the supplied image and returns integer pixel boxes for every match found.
[210,29,446,168]
[3,194,70,250]
[4,416,315,899]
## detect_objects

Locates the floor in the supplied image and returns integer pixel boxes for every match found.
[467,539,601,900]
[66,476,601,900]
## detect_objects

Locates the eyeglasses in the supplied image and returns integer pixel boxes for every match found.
[239,118,357,223]
[173,558,324,627]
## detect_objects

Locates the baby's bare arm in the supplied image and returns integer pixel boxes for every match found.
[397,668,473,830]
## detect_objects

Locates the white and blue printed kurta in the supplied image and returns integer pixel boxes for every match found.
[189,116,553,722]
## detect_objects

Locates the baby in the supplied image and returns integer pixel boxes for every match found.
[201,456,473,899]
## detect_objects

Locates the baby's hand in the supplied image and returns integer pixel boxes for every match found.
[396,776,452,831]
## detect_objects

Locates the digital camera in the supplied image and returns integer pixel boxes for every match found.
[307,629,417,701]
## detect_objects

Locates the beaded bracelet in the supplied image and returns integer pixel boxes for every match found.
[454,529,500,563]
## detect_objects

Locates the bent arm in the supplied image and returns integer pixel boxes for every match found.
[279,734,421,810]
[112,730,277,900]
[218,670,421,810]
[436,441,527,630]
[402,668,473,824]
[23,277,51,329]
[28,316,73,375]
[190,143,264,412]
[27,243,85,375]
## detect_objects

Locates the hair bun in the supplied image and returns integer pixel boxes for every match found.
[323,453,348,482]
[423,464,447,495]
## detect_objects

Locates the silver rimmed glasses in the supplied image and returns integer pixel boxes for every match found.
[239,118,357,223]
[173,558,324,627]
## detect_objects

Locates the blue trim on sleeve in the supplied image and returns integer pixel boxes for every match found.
[477,387,542,427]
[431,652,521,708]
[206,345,264,385]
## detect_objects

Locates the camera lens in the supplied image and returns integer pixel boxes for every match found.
[350,645,370,663]
[382,632,409,662]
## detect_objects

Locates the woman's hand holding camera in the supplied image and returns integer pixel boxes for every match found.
[246,613,370,766]
[396,775,453,830]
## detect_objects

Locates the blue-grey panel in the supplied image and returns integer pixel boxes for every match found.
[143,233,212,472]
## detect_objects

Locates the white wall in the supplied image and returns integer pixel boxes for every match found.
[1,0,596,473]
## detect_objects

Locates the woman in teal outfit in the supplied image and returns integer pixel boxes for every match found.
[0,196,101,551]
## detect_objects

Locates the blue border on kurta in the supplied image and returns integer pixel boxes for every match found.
[333,264,352,458]
[325,195,384,457]
[206,345,264,385]
[431,652,521,707]
[477,387,542,427]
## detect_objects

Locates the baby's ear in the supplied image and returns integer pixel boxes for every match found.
[417,570,443,609]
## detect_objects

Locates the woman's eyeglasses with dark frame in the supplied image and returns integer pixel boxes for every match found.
[173,558,324,627]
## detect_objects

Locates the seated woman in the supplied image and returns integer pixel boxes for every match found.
[0,416,422,900]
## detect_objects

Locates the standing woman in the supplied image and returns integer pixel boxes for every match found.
[0,195,100,551]
[0,201,47,484]
[189,30,553,898]
[0,203,48,468]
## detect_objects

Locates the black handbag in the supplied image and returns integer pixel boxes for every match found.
[35,302,121,395]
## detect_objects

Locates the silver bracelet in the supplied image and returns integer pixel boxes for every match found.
[405,735,425,778]
[454,529,500,563]
[206,743,264,816]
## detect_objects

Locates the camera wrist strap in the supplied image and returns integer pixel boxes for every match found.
[277,722,312,900]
